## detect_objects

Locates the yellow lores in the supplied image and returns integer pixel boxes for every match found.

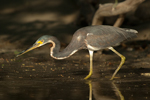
[37,40,44,44]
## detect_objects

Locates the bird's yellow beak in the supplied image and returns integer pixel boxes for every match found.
[16,41,43,57]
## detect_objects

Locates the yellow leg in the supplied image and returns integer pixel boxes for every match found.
[112,82,125,100]
[84,50,93,79]
[88,81,92,100]
[109,47,126,80]
[85,80,92,100]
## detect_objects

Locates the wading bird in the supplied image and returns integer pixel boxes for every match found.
[17,25,137,80]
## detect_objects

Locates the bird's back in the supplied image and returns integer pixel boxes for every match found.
[77,25,137,50]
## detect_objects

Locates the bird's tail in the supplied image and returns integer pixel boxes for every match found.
[125,29,138,34]
[122,28,138,39]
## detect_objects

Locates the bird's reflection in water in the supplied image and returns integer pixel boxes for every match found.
[86,80,124,100]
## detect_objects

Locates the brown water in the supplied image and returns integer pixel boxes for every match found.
[1,50,150,100]
[0,76,150,100]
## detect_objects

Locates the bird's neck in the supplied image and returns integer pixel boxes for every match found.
[49,38,78,60]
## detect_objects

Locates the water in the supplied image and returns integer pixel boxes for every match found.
[1,51,150,100]
[0,77,150,100]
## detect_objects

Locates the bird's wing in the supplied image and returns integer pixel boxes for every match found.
[86,28,137,49]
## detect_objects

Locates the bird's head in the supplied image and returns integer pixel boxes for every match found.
[16,35,52,57]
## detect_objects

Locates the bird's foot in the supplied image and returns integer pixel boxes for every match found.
[84,72,92,80]
[84,75,91,80]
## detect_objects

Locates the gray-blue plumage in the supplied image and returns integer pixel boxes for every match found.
[52,25,137,58]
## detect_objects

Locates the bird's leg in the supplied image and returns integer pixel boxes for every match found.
[112,82,125,100]
[85,80,92,100]
[84,50,94,79]
[88,81,92,100]
[112,0,118,11]
[109,47,125,80]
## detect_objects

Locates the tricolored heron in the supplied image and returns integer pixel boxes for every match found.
[17,25,137,80]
